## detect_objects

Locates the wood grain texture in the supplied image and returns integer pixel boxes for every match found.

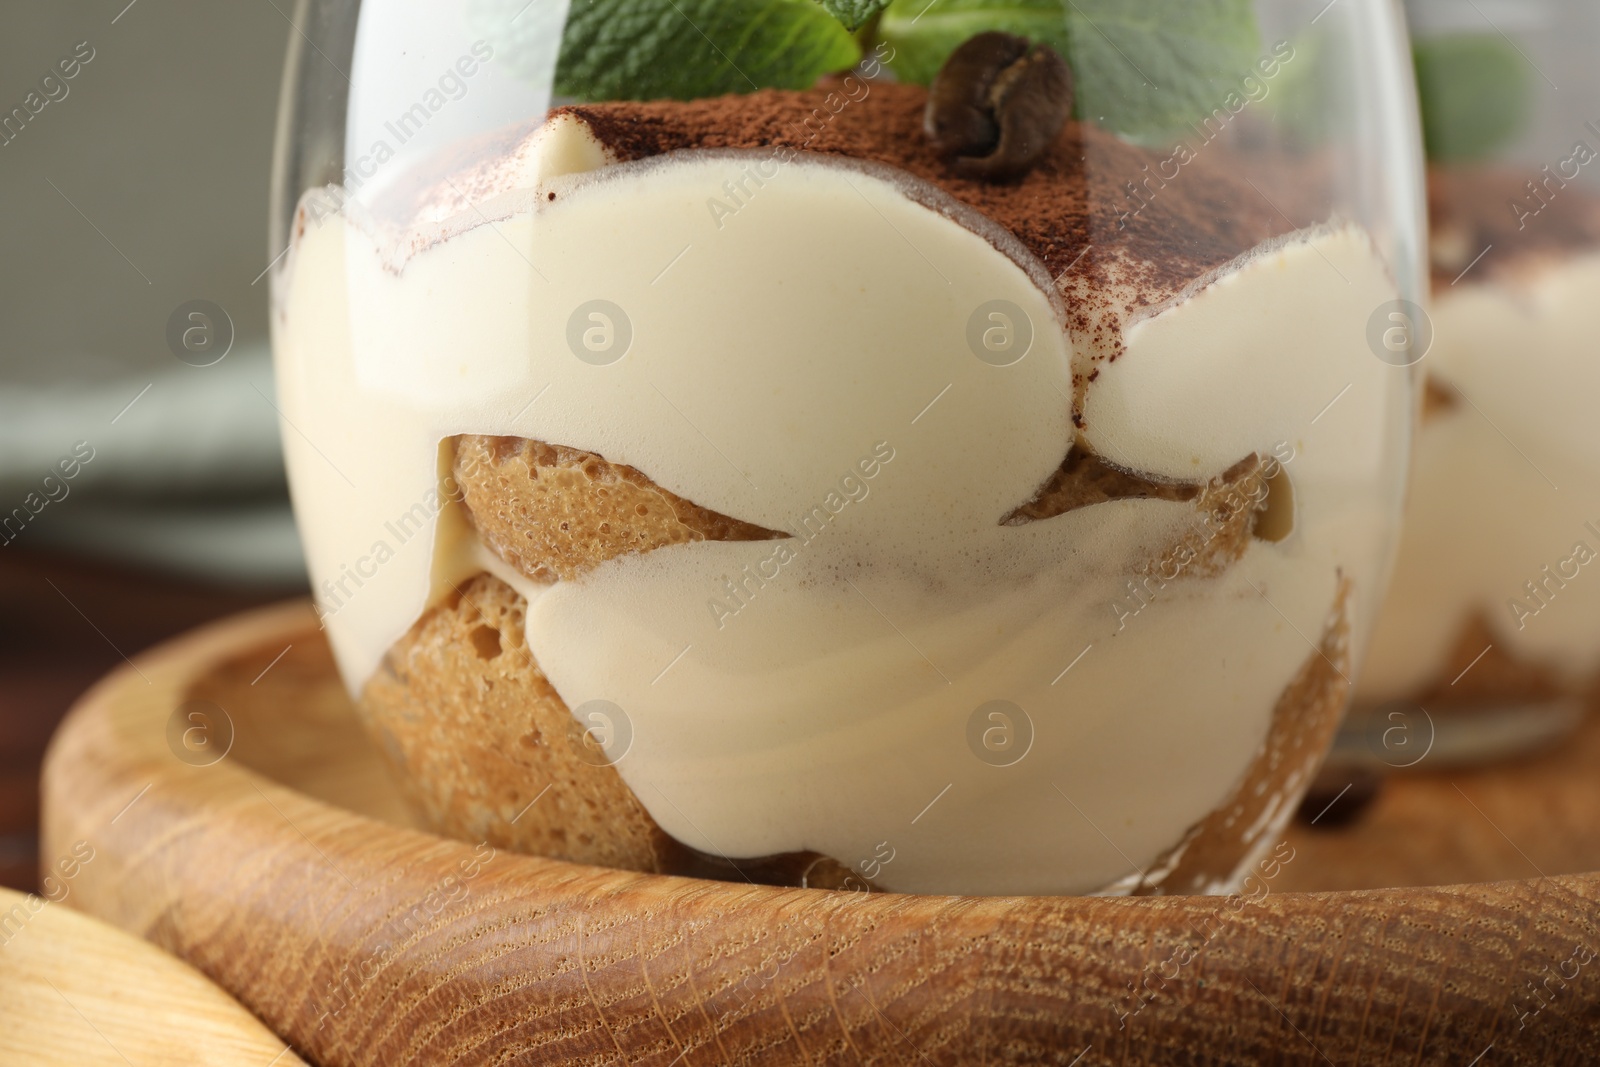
[39,602,1600,1066]
[0,886,307,1065]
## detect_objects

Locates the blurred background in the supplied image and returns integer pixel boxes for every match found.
[0,4,305,891]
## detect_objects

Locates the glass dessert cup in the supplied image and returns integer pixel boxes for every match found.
[270,0,1423,896]
[1347,0,1600,769]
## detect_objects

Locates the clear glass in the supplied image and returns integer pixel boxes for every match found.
[270,0,1423,896]
[1350,0,1600,768]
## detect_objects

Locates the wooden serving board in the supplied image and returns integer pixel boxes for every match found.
[39,602,1600,1066]
[0,886,308,1065]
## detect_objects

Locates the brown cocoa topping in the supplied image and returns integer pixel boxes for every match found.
[1429,166,1600,289]
[553,83,1325,433]
[555,83,1299,321]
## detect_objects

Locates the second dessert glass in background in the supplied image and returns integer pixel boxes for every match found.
[1349,0,1600,769]
[270,0,1424,896]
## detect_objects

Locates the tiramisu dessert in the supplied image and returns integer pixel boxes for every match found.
[1356,168,1600,733]
[274,20,1413,896]
[1354,19,1600,752]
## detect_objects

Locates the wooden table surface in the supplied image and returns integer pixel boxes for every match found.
[0,549,294,892]
[0,887,310,1065]
[42,602,1600,1065]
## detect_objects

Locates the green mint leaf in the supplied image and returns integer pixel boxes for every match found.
[1255,26,1335,148]
[1413,34,1531,163]
[816,0,892,32]
[554,0,862,100]
[876,0,1261,142]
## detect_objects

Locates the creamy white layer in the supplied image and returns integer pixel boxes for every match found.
[1360,253,1600,702]
[275,124,1404,895]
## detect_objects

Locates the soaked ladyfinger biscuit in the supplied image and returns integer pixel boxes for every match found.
[452,434,785,583]
[361,572,679,872]
[369,436,1288,889]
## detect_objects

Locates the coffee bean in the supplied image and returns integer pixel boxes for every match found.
[924,32,1074,181]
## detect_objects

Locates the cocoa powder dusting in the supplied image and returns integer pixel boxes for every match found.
[558,84,1294,316]
[1429,167,1600,289]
